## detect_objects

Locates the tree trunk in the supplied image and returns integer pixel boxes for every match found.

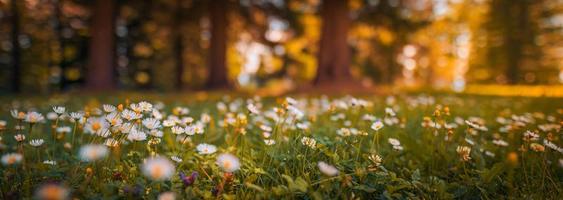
[174,0,185,90]
[314,0,351,85]
[86,0,116,90]
[10,0,21,93]
[505,0,528,84]
[55,0,67,90]
[206,0,230,89]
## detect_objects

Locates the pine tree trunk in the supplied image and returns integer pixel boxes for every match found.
[55,0,66,90]
[314,0,351,85]
[206,0,230,89]
[10,0,21,93]
[86,0,116,90]
[174,0,185,90]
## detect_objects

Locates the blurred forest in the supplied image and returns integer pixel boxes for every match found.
[0,0,561,94]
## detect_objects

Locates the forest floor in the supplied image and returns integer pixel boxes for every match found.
[0,92,561,199]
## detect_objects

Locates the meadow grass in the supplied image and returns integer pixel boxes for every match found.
[0,93,561,199]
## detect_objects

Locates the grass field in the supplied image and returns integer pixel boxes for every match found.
[0,93,561,199]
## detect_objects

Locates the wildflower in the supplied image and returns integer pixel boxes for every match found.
[317,161,339,176]
[121,109,142,121]
[368,154,382,166]
[103,104,116,113]
[264,139,276,145]
[523,130,539,141]
[388,138,401,146]
[79,144,109,162]
[216,153,241,172]
[104,138,120,147]
[200,113,211,123]
[530,143,545,152]
[456,146,471,162]
[180,172,199,187]
[149,129,164,137]
[362,114,377,121]
[138,101,153,112]
[35,184,69,200]
[64,143,72,150]
[43,160,57,165]
[15,134,26,142]
[84,117,109,136]
[173,106,190,116]
[29,139,44,147]
[70,112,84,120]
[385,107,396,116]
[543,139,563,153]
[492,139,509,147]
[507,152,518,165]
[247,103,260,114]
[158,192,176,200]
[127,128,147,141]
[116,123,134,133]
[368,154,382,171]
[0,120,6,130]
[260,125,272,132]
[192,123,205,134]
[196,143,217,155]
[1,153,23,165]
[56,126,71,134]
[53,106,66,115]
[301,137,317,149]
[485,151,495,157]
[171,126,184,134]
[371,120,384,131]
[171,156,183,163]
[287,105,305,119]
[47,112,59,120]
[286,97,298,105]
[465,120,487,131]
[337,128,352,137]
[11,109,26,120]
[141,118,161,130]
[142,156,176,181]
[25,111,44,123]
[296,122,310,130]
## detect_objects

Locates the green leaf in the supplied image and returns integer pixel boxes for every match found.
[245,182,264,193]
[354,185,377,193]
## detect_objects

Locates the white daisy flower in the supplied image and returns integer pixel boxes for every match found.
[127,128,147,141]
[142,118,162,130]
[371,120,384,131]
[247,103,260,114]
[170,156,183,163]
[29,139,44,147]
[196,143,217,155]
[142,156,176,181]
[103,104,116,113]
[317,161,339,176]
[79,144,109,162]
[216,153,240,172]
[53,106,66,114]
[25,111,44,123]
[43,160,57,165]
[171,126,184,134]
[14,134,26,142]
[1,153,23,165]
[264,139,276,145]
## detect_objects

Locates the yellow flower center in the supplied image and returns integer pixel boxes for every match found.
[151,165,164,179]
[92,122,101,131]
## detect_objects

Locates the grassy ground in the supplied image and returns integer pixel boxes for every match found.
[0,93,561,199]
